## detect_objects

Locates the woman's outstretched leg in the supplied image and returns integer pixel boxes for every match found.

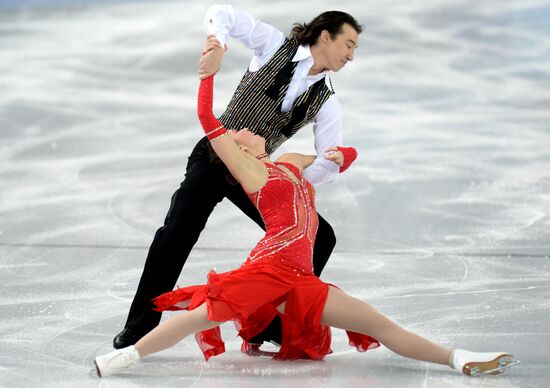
[135,303,221,357]
[321,286,518,376]
[95,303,222,377]
[321,286,451,365]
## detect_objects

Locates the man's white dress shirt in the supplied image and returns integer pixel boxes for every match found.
[204,4,344,186]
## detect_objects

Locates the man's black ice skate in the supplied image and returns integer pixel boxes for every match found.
[113,327,147,349]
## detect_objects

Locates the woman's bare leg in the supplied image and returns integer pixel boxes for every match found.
[135,303,221,357]
[321,286,451,365]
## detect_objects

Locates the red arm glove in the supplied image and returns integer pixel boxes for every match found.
[336,146,358,173]
[197,75,227,141]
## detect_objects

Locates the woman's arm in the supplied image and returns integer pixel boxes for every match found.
[197,76,267,193]
[277,146,357,175]
[276,153,316,171]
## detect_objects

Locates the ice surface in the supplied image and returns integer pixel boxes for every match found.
[1,0,549,387]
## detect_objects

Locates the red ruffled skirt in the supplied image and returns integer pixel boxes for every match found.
[153,256,380,361]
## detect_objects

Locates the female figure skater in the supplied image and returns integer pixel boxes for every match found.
[94,75,518,378]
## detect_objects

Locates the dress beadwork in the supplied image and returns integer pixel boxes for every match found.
[153,162,380,360]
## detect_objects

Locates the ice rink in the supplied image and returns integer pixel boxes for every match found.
[1,0,549,387]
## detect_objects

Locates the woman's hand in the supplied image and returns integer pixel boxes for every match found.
[324,146,344,167]
[325,146,358,172]
[199,36,226,80]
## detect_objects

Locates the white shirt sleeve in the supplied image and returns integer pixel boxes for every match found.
[303,95,343,187]
[204,5,344,188]
[204,4,285,63]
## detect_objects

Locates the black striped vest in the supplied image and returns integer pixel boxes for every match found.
[218,38,335,154]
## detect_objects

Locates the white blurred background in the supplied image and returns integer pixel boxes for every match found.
[1,1,549,387]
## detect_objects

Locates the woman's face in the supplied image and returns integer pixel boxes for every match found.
[229,128,266,150]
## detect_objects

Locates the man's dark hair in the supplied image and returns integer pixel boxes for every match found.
[291,11,363,46]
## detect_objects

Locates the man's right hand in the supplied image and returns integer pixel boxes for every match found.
[199,36,226,80]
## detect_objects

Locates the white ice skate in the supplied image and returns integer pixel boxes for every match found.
[94,345,141,377]
[450,349,519,377]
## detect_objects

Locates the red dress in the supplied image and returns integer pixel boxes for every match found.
[153,161,380,361]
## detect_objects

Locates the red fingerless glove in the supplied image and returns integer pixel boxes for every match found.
[337,146,357,173]
[197,75,227,141]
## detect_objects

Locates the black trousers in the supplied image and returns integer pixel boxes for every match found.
[124,137,337,337]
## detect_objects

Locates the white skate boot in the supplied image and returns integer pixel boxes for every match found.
[450,349,519,377]
[94,345,141,377]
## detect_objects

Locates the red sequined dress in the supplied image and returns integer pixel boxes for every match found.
[152,76,380,361]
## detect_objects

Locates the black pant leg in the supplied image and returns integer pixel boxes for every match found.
[312,213,336,276]
[124,138,227,333]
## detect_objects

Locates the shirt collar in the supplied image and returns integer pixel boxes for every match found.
[292,44,330,76]
[292,44,313,62]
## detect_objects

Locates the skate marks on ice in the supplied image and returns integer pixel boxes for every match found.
[2,0,550,387]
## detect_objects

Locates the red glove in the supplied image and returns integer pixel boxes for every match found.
[336,146,357,173]
[197,75,227,141]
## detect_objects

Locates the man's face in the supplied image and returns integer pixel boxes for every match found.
[324,23,359,72]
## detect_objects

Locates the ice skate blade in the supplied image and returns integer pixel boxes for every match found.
[463,354,519,377]
[244,348,278,357]
[93,359,102,377]
[244,344,278,357]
